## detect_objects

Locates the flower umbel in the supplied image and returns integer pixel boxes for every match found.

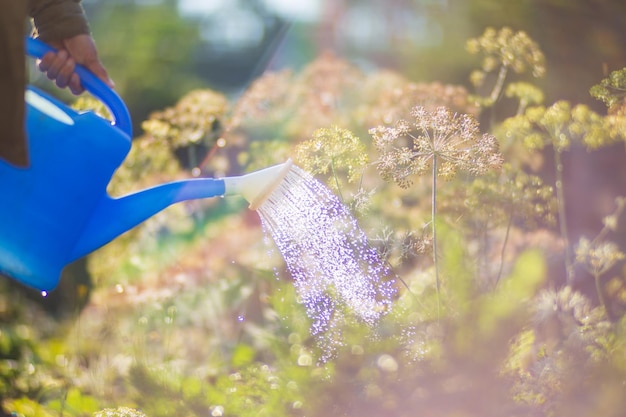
[466,26,546,80]
[466,27,545,107]
[575,237,625,278]
[295,126,368,192]
[370,106,503,188]
[370,106,502,318]
[589,67,626,112]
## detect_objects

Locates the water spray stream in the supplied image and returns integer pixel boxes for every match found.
[252,165,397,358]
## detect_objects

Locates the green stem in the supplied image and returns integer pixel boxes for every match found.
[489,65,509,104]
[516,98,528,116]
[594,272,610,318]
[554,149,574,283]
[330,160,344,202]
[432,155,440,319]
[494,211,514,289]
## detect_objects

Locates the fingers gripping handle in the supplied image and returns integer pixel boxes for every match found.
[25,37,133,138]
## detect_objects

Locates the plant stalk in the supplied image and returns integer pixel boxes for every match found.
[554,149,574,283]
[432,155,440,319]
[489,65,509,104]
[330,159,344,202]
[594,272,610,319]
[494,211,514,288]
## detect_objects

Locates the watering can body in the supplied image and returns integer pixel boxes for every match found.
[0,38,227,292]
[0,87,132,291]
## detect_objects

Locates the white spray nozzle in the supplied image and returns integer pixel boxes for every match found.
[223,159,293,210]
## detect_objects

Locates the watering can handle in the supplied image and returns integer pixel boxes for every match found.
[25,37,133,138]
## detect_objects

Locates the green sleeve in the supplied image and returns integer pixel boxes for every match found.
[29,0,90,42]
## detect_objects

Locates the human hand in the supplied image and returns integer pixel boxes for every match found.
[37,34,114,95]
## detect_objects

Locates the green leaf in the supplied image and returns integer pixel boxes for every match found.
[231,344,256,368]
[478,250,546,335]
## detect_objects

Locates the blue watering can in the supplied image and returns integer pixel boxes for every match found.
[0,37,292,292]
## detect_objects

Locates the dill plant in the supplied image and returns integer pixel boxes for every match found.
[457,163,557,287]
[575,237,625,315]
[499,100,610,283]
[370,106,502,315]
[504,82,544,116]
[466,27,545,108]
[590,68,626,147]
[574,197,626,318]
[589,68,626,112]
[294,126,368,203]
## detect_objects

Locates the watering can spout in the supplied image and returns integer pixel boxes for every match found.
[69,178,227,261]
[223,159,293,210]
[71,159,293,261]
[71,159,294,261]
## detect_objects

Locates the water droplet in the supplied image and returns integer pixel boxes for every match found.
[237,315,245,322]
[297,353,313,366]
[257,166,397,359]
[377,354,399,372]
[211,405,224,417]
[41,291,48,298]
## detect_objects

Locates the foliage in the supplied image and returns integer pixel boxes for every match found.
[142,89,228,150]
[4,22,626,417]
[88,2,205,128]
[497,99,616,283]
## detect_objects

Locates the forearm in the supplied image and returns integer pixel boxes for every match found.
[28,0,90,42]
[0,0,29,166]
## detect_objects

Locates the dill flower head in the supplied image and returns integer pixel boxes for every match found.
[466,26,546,83]
[499,101,614,152]
[505,82,544,109]
[462,163,557,228]
[589,67,626,113]
[370,106,503,188]
[295,126,368,191]
[94,407,147,417]
[533,286,592,327]
[142,89,228,148]
[575,237,625,277]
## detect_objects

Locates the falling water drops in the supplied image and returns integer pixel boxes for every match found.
[41,291,48,298]
[257,165,397,358]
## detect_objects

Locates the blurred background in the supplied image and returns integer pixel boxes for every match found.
[77,0,626,129]
[74,0,626,256]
